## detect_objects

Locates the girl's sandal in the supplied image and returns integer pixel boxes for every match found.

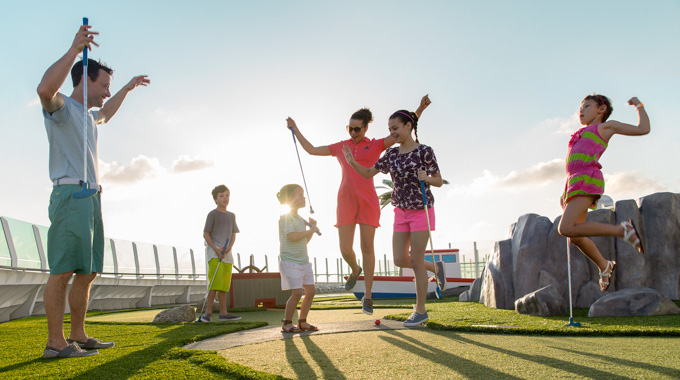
[281,320,301,333]
[621,219,644,254]
[297,319,319,332]
[599,260,616,292]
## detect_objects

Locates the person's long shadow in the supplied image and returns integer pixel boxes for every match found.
[550,343,680,378]
[301,336,346,380]
[65,322,263,379]
[431,330,629,379]
[285,337,317,379]
[380,329,522,379]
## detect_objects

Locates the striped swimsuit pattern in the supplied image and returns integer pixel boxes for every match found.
[561,124,608,209]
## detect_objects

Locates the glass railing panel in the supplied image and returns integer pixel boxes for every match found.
[5,217,41,269]
[135,242,157,275]
[155,244,176,275]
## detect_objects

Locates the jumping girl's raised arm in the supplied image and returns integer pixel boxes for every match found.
[598,97,650,141]
[286,117,331,156]
[343,145,379,178]
[384,94,431,149]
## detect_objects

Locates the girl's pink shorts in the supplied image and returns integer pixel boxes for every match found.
[393,207,435,232]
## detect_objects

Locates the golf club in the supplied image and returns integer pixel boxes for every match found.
[565,237,581,327]
[73,17,98,199]
[196,238,230,321]
[289,127,315,214]
[302,218,322,236]
[420,180,442,299]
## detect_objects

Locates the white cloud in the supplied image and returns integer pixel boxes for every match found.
[170,155,214,173]
[499,159,564,187]
[447,159,565,198]
[26,96,41,108]
[538,112,580,135]
[99,155,163,184]
[604,171,668,200]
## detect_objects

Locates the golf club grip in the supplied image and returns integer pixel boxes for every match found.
[83,18,88,61]
[420,181,427,206]
[303,219,322,236]
[219,238,230,261]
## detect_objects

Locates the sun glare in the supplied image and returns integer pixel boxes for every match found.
[279,204,292,215]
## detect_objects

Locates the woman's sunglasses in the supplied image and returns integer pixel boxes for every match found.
[347,126,364,133]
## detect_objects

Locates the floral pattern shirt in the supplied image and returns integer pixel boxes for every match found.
[373,144,440,209]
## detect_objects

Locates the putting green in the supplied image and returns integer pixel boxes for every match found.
[223,329,680,379]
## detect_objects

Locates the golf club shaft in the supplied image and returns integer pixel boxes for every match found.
[566,237,573,320]
[289,128,315,214]
[420,181,439,293]
[81,17,89,186]
[201,238,230,315]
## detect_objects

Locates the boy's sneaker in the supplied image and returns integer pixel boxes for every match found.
[197,314,211,323]
[361,297,373,315]
[219,313,242,321]
[403,311,429,327]
[435,261,446,290]
[345,267,362,291]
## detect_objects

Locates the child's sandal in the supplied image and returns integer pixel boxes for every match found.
[281,320,301,333]
[297,319,319,332]
[599,260,616,292]
[621,219,644,253]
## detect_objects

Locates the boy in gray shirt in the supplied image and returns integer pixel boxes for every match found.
[199,185,241,322]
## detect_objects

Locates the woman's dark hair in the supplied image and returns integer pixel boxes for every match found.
[71,59,114,87]
[351,108,373,128]
[583,94,613,122]
[389,110,420,142]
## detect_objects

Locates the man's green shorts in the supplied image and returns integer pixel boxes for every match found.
[47,185,104,275]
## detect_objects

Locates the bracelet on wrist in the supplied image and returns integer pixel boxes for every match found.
[635,103,644,109]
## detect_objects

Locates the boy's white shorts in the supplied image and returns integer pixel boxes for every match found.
[279,261,315,290]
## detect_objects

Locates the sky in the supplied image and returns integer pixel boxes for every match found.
[1,0,679,270]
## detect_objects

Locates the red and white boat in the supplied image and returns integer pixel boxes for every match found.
[350,249,474,299]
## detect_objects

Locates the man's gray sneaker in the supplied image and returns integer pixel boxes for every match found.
[197,314,211,323]
[218,313,242,321]
[345,267,362,291]
[67,337,114,349]
[43,342,98,358]
[361,297,373,315]
[435,261,446,290]
[403,311,429,327]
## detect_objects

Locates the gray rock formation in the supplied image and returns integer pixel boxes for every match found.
[473,192,680,313]
[459,269,484,302]
[514,285,566,316]
[153,304,197,322]
[588,286,680,317]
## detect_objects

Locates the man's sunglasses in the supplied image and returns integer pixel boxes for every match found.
[347,126,364,133]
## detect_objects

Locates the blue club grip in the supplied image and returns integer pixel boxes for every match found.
[83,18,88,62]
[420,181,428,207]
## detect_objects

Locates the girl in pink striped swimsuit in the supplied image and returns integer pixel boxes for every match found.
[558,94,650,291]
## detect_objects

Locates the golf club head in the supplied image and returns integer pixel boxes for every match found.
[435,287,442,299]
[565,317,581,327]
[72,183,97,199]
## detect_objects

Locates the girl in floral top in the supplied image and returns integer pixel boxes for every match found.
[343,109,445,327]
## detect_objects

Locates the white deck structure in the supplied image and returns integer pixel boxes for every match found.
[0,216,207,322]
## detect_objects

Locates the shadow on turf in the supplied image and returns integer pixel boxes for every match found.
[552,345,680,378]
[283,336,347,379]
[379,329,520,379]
[427,330,629,379]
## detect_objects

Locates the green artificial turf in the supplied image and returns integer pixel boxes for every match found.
[387,297,680,336]
[0,316,282,380]
[3,296,680,379]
